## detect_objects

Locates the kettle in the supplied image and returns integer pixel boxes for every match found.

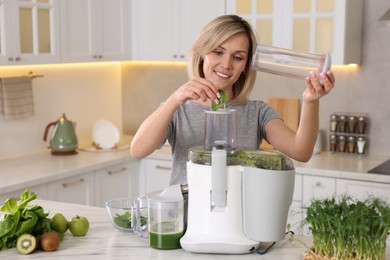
[43,114,78,155]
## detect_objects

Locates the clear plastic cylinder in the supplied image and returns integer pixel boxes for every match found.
[251,44,331,80]
[204,109,236,151]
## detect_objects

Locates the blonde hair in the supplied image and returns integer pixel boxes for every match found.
[188,15,258,105]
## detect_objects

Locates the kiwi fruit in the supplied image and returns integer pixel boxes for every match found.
[40,231,60,252]
[16,234,37,255]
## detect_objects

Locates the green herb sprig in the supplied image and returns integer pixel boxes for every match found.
[211,89,227,111]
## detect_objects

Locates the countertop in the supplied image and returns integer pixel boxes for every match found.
[1,138,390,195]
[0,199,312,259]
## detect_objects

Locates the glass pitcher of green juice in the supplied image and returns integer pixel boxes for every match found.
[133,185,184,249]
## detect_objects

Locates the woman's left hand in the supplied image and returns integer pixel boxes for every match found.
[303,70,335,102]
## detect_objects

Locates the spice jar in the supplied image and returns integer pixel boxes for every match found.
[347,136,356,153]
[338,115,347,133]
[357,116,367,134]
[329,114,338,132]
[329,134,337,152]
[337,135,346,152]
[356,136,366,155]
[347,116,357,134]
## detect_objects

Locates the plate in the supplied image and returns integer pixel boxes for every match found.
[92,119,120,149]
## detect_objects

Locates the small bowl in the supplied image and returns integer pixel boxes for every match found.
[105,197,136,232]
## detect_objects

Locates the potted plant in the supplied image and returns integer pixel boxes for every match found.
[293,194,390,260]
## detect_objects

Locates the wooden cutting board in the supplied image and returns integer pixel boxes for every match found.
[260,97,301,150]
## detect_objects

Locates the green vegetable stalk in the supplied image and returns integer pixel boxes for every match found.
[0,189,51,250]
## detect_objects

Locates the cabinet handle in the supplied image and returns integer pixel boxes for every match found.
[173,54,177,58]
[8,57,13,61]
[155,165,171,171]
[315,182,322,187]
[62,178,84,188]
[107,167,127,175]
[180,55,185,59]
[15,57,21,61]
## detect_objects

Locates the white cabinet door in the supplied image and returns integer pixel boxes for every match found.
[336,179,390,202]
[94,161,140,207]
[302,175,336,235]
[302,175,336,203]
[0,0,60,65]
[226,0,362,65]
[139,159,172,195]
[60,0,130,63]
[287,174,303,234]
[48,172,95,206]
[0,184,48,205]
[132,0,225,61]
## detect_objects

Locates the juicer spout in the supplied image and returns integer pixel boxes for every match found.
[211,149,227,207]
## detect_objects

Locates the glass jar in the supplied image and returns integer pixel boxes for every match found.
[329,114,338,132]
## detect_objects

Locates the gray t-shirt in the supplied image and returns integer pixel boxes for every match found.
[166,100,281,185]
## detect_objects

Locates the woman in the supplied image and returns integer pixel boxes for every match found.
[130,14,335,185]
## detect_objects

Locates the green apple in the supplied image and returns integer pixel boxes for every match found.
[68,215,89,236]
[50,213,68,233]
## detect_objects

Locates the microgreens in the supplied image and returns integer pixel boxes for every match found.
[295,194,390,259]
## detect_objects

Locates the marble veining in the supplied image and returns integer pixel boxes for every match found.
[0,200,311,259]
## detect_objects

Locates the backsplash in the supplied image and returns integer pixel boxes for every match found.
[1,1,390,159]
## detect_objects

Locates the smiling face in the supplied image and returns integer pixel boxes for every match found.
[202,32,249,98]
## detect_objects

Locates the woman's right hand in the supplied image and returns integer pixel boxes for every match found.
[171,77,221,105]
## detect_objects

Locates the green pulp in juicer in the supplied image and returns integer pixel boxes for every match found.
[149,231,184,249]
[188,147,293,171]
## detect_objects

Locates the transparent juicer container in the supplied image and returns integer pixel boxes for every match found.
[204,109,236,151]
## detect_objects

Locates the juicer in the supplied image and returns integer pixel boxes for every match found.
[180,109,295,254]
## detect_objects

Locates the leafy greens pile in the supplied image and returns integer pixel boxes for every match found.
[0,189,51,250]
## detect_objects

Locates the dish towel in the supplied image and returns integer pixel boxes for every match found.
[0,76,34,120]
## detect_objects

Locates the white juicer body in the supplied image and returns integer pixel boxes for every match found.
[180,161,259,254]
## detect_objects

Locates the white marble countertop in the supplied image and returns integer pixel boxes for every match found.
[0,199,312,259]
[1,138,390,196]
[293,152,390,183]
[0,148,134,194]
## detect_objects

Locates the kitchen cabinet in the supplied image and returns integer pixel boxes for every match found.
[301,175,336,235]
[226,0,363,65]
[0,0,60,65]
[59,0,130,63]
[131,0,225,61]
[48,171,95,206]
[94,161,140,207]
[287,174,303,234]
[0,183,48,205]
[139,158,172,195]
[336,178,390,201]
[302,175,336,203]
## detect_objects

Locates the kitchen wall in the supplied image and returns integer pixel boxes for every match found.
[122,1,390,157]
[0,62,123,159]
[1,1,389,160]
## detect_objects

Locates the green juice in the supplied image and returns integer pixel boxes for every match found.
[149,230,184,249]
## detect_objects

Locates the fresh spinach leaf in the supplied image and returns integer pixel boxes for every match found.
[211,89,227,111]
[0,188,50,250]
[114,212,132,228]
[0,198,18,215]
